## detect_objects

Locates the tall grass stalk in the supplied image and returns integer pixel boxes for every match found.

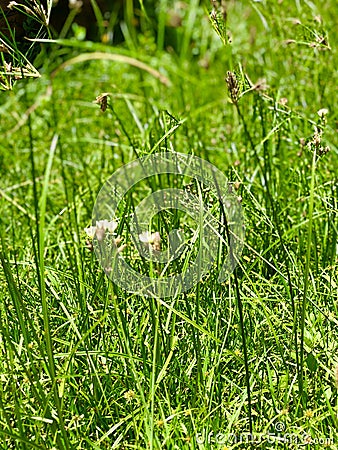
[299,147,317,404]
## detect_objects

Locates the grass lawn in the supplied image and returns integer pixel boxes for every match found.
[0,0,337,448]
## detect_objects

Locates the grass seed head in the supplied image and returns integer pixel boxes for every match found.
[94,93,109,112]
[225,71,239,104]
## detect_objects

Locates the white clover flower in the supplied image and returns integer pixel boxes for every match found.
[96,220,118,233]
[84,220,118,241]
[84,220,126,254]
[84,226,96,238]
[139,231,161,252]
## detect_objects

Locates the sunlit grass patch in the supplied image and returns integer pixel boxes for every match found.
[0,0,337,448]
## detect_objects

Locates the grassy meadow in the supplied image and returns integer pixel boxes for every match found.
[0,0,337,448]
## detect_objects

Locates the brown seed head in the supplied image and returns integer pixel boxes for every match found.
[225,71,239,104]
[94,93,109,112]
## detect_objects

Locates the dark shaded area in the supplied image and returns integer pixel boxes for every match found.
[0,0,126,44]
[49,0,125,40]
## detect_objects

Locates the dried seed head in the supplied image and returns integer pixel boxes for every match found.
[306,126,330,158]
[221,0,227,21]
[210,9,217,20]
[225,71,239,104]
[316,35,328,46]
[210,0,227,20]
[94,93,109,112]
[4,62,12,73]
[0,44,9,53]
[313,130,322,147]
[85,240,94,252]
[318,145,330,157]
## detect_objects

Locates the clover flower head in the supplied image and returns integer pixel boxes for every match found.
[84,220,118,241]
[139,231,161,252]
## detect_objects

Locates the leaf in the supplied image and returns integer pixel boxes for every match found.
[306,353,318,372]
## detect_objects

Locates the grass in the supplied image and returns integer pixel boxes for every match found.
[0,0,337,448]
